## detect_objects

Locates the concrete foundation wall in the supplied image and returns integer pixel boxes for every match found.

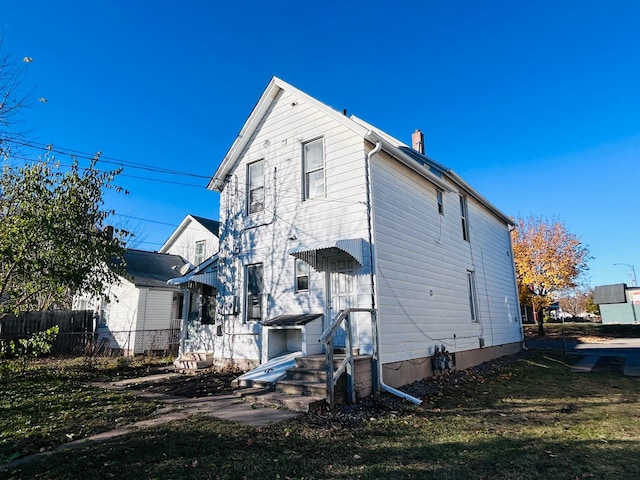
[381,341,522,389]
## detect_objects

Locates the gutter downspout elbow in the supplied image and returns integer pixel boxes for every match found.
[366,138,422,406]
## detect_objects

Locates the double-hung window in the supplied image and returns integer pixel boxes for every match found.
[194,240,206,265]
[303,138,324,200]
[295,259,309,292]
[467,270,478,322]
[248,160,265,214]
[436,189,444,215]
[460,195,470,241]
[246,263,264,322]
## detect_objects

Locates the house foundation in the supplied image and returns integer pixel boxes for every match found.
[381,341,522,388]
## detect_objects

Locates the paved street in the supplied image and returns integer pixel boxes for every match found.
[526,337,640,376]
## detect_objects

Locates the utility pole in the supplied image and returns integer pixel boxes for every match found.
[614,263,637,287]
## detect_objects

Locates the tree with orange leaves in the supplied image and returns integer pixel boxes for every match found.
[511,216,591,335]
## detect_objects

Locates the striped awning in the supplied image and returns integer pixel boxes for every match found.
[287,238,365,269]
[168,255,218,288]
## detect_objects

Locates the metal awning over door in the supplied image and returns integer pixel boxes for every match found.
[287,238,365,270]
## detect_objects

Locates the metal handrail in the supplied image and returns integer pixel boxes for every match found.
[319,307,375,409]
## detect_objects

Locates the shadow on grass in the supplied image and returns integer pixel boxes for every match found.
[8,414,640,480]
[4,352,640,479]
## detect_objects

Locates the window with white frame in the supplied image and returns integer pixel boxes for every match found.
[303,138,324,200]
[246,263,264,322]
[436,189,444,215]
[194,240,206,265]
[467,270,478,322]
[248,160,265,214]
[295,258,309,292]
[460,195,470,241]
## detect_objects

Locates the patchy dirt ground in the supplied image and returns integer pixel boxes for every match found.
[308,352,534,426]
[107,351,530,426]
[114,367,240,397]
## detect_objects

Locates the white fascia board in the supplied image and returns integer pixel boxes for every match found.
[208,77,370,192]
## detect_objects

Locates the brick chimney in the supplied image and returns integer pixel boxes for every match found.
[411,129,424,154]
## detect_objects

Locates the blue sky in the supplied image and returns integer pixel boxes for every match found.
[2,1,639,288]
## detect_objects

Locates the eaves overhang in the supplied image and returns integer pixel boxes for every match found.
[208,77,371,192]
[363,131,453,193]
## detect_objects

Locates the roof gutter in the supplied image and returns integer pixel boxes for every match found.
[365,135,422,406]
[445,169,514,226]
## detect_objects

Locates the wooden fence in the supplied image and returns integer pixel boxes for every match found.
[0,310,95,339]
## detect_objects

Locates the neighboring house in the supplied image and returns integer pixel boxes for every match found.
[160,214,221,355]
[74,249,187,355]
[594,284,640,324]
[159,214,220,266]
[175,77,522,395]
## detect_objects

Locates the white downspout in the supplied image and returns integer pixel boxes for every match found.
[365,137,422,405]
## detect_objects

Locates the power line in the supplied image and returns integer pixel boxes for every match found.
[4,138,212,179]
[114,214,180,227]
[8,154,209,188]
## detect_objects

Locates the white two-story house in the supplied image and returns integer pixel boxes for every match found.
[180,77,522,393]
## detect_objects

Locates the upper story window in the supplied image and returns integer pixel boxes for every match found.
[460,195,470,241]
[467,270,479,322]
[303,138,324,200]
[194,240,206,265]
[436,189,444,215]
[246,263,264,323]
[295,259,309,292]
[248,160,265,214]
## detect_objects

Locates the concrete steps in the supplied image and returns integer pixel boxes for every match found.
[271,354,372,405]
[173,352,213,372]
[233,387,324,413]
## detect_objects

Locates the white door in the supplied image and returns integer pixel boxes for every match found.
[327,259,357,348]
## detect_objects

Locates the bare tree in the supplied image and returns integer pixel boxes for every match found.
[0,45,35,160]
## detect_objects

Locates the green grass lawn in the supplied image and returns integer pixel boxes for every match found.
[2,351,640,479]
[0,357,164,464]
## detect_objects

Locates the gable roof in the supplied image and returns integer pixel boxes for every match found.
[159,214,220,254]
[209,76,512,226]
[123,249,187,288]
[189,215,220,236]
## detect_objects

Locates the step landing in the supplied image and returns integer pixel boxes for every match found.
[234,387,325,413]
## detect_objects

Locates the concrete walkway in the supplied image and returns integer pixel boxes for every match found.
[526,337,640,376]
[90,374,303,426]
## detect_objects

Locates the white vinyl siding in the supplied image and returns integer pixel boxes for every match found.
[159,217,219,266]
[214,90,372,364]
[370,149,521,364]
[213,84,521,370]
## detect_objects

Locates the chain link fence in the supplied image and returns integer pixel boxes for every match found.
[51,328,180,357]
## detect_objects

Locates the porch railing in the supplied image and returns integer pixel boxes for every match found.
[319,307,377,409]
